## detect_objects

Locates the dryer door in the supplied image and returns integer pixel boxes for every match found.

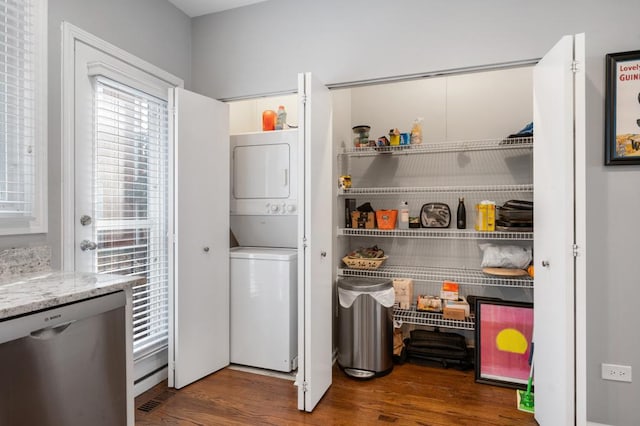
[233,143,290,199]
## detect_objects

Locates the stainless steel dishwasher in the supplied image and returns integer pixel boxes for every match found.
[0,291,127,426]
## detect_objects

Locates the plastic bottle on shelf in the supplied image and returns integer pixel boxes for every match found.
[456,197,466,229]
[398,201,409,229]
[410,117,423,144]
[275,105,287,130]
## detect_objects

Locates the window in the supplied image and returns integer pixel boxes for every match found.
[0,0,46,233]
[93,77,170,362]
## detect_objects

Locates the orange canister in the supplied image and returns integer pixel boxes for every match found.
[262,110,276,131]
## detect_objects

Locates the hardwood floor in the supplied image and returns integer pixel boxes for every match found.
[135,363,538,425]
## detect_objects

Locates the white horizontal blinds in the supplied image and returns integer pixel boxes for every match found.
[0,0,37,216]
[94,76,169,360]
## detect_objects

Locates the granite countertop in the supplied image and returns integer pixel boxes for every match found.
[0,270,144,320]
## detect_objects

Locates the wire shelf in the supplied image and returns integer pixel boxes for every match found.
[338,184,533,196]
[337,265,534,288]
[393,306,476,330]
[337,228,533,240]
[340,137,533,157]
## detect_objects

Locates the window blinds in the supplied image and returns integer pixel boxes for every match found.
[0,0,38,216]
[94,76,170,361]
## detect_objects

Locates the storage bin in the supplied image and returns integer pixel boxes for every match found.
[376,210,398,230]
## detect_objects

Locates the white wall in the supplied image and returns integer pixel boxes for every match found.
[192,1,640,424]
[46,0,192,268]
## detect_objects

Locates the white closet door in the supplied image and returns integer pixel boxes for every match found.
[297,72,333,412]
[533,33,585,424]
[170,87,230,389]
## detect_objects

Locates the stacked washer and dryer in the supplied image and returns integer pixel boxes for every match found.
[229,129,299,373]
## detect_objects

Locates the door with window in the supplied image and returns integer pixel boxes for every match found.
[69,38,180,383]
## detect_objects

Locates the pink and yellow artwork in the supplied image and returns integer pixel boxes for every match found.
[478,302,533,385]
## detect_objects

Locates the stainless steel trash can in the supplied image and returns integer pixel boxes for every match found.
[337,277,394,379]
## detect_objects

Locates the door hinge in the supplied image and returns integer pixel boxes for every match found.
[302,381,308,393]
[301,94,308,105]
[572,244,579,257]
[571,60,580,73]
[302,236,308,249]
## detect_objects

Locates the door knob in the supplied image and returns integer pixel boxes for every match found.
[80,240,97,251]
[80,215,92,226]
[541,260,550,267]
[203,247,210,253]
[320,251,327,258]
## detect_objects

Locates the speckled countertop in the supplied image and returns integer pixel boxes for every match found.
[0,271,143,320]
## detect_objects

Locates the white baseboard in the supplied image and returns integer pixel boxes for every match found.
[587,422,612,426]
[134,367,168,397]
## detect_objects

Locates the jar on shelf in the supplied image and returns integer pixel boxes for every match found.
[352,125,370,147]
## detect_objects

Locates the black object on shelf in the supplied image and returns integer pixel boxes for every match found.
[456,197,466,229]
[345,198,356,228]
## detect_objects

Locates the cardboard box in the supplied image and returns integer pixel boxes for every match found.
[351,211,375,229]
[487,202,496,231]
[416,295,442,312]
[475,202,496,231]
[440,280,459,301]
[392,278,414,309]
[443,297,470,320]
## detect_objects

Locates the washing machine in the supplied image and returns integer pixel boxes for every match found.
[229,246,298,372]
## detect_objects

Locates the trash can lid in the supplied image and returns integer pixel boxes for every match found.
[338,277,392,292]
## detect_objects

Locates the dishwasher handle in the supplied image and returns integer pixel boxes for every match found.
[29,321,76,340]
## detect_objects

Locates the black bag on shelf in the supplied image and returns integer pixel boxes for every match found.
[404,329,472,370]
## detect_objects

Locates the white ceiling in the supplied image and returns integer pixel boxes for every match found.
[168,0,269,17]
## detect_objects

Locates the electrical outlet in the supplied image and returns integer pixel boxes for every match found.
[601,363,632,382]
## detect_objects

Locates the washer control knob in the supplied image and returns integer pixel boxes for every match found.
[270,204,279,213]
[286,204,296,213]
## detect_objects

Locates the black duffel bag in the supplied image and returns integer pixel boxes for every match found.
[404,329,472,370]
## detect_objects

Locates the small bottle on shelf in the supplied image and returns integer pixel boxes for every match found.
[410,117,423,144]
[275,105,287,130]
[398,201,409,229]
[456,197,466,229]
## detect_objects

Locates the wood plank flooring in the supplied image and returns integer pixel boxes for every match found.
[135,363,538,425]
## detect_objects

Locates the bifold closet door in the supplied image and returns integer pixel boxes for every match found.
[170,87,230,389]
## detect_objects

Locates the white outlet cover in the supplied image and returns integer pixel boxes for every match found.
[601,363,632,383]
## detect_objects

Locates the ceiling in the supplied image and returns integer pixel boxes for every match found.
[168,0,269,17]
